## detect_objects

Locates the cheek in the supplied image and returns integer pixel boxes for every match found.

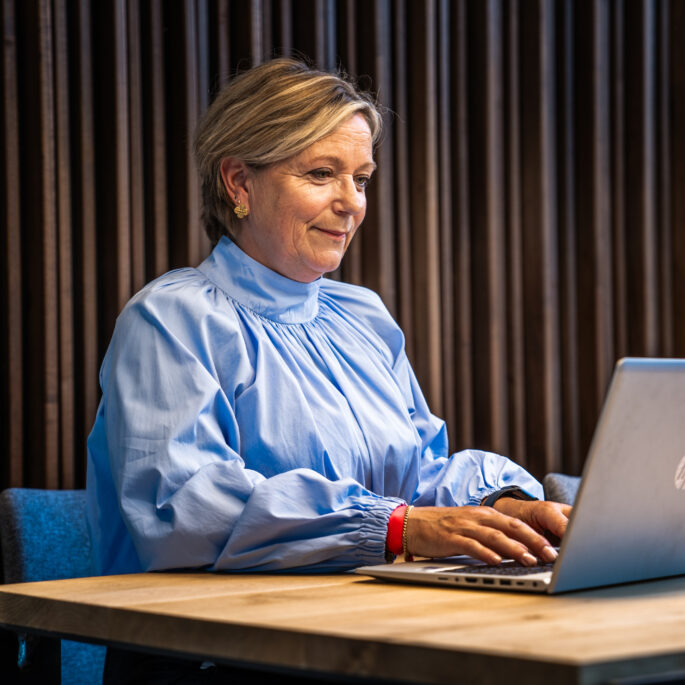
[299,185,337,216]
[267,198,307,236]
[278,199,318,231]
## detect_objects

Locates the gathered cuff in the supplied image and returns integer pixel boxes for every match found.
[351,496,406,566]
[467,488,497,506]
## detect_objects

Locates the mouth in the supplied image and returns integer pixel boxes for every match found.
[313,227,348,241]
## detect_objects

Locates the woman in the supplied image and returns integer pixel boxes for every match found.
[87,58,569,584]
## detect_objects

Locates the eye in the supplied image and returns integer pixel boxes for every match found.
[354,174,372,189]
[308,168,333,181]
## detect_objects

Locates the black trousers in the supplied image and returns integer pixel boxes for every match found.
[103,647,334,685]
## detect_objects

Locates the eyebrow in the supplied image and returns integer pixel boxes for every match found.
[304,155,377,172]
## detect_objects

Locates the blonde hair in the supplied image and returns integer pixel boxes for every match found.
[194,58,383,245]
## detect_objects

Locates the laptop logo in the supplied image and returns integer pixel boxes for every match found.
[676,456,685,490]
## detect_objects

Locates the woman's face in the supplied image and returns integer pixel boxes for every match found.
[237,114,375,283]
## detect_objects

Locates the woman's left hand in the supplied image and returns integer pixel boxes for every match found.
[489,498,572,544]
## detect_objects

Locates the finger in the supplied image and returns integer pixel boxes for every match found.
[469,520,550,566]
[448,536,504,566]
[531,503,572,540]
[477,510,558,563]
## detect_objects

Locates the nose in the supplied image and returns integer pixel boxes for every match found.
[333,176,366,216]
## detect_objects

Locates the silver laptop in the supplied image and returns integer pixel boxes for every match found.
[357,358,685,594]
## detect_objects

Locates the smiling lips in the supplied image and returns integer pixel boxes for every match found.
[314,226,348,240]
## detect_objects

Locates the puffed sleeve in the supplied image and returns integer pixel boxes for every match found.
[334,283,544,507]
[98,288,402,573]
[390,349,544,507]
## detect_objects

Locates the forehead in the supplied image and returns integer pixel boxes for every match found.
[297,114,374,163]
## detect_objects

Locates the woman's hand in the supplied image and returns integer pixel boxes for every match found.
[405,500,572,567]
[491,497,571,542]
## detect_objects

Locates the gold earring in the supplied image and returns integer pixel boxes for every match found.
[233,195,249,219]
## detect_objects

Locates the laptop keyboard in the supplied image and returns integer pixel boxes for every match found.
[455,561,554,576]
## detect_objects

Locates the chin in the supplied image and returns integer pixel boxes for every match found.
[309,254,344,276]
[318,260,344,277]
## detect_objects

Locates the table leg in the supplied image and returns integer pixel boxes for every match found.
[16,632,61,684]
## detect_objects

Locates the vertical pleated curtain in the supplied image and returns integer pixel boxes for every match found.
[1,0,684,491]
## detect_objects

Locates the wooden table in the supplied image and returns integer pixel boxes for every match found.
[2,571,685,684]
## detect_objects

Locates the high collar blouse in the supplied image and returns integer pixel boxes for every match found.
[86,236,542,575]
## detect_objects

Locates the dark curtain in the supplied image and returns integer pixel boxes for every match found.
[1,0,684,489]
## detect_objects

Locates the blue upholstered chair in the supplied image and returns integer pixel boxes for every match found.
[543,472,581,505]
[0,488,105,684]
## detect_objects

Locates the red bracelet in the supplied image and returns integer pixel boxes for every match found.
[386,505,407,556]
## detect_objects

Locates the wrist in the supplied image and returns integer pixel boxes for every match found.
[492,497,530,517]
[480,485,538,508]
[401,504,414,562]
[386,504,407,556]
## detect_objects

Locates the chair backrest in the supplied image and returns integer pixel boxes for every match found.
[0,488,105,685]
[542,472,581,505]
[0,488,93,583]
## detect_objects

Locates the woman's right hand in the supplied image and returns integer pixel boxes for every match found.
[405,504,563,566]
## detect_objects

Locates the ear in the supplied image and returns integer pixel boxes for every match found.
[220,158,251,209]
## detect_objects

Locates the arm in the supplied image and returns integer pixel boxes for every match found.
[101,293,401,573]
[390,349,570,564]
[389,348,543,506]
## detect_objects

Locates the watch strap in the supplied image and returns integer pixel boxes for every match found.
[480,485,538,508]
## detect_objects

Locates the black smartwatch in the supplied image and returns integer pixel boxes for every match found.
[480,485,538,508]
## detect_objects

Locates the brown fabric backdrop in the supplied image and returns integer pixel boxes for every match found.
[1,0,684,490]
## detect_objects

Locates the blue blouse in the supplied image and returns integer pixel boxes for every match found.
[86,236,542,575]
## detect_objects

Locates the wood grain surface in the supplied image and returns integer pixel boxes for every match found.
[2,572,685,684]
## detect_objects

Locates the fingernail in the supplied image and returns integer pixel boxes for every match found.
[522,552,537,566]
[542,546,558,562]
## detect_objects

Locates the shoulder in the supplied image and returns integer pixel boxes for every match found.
[319,279,405,359]
[121,267,214,321]
[133,266,212,301]
[114,267,242,352]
